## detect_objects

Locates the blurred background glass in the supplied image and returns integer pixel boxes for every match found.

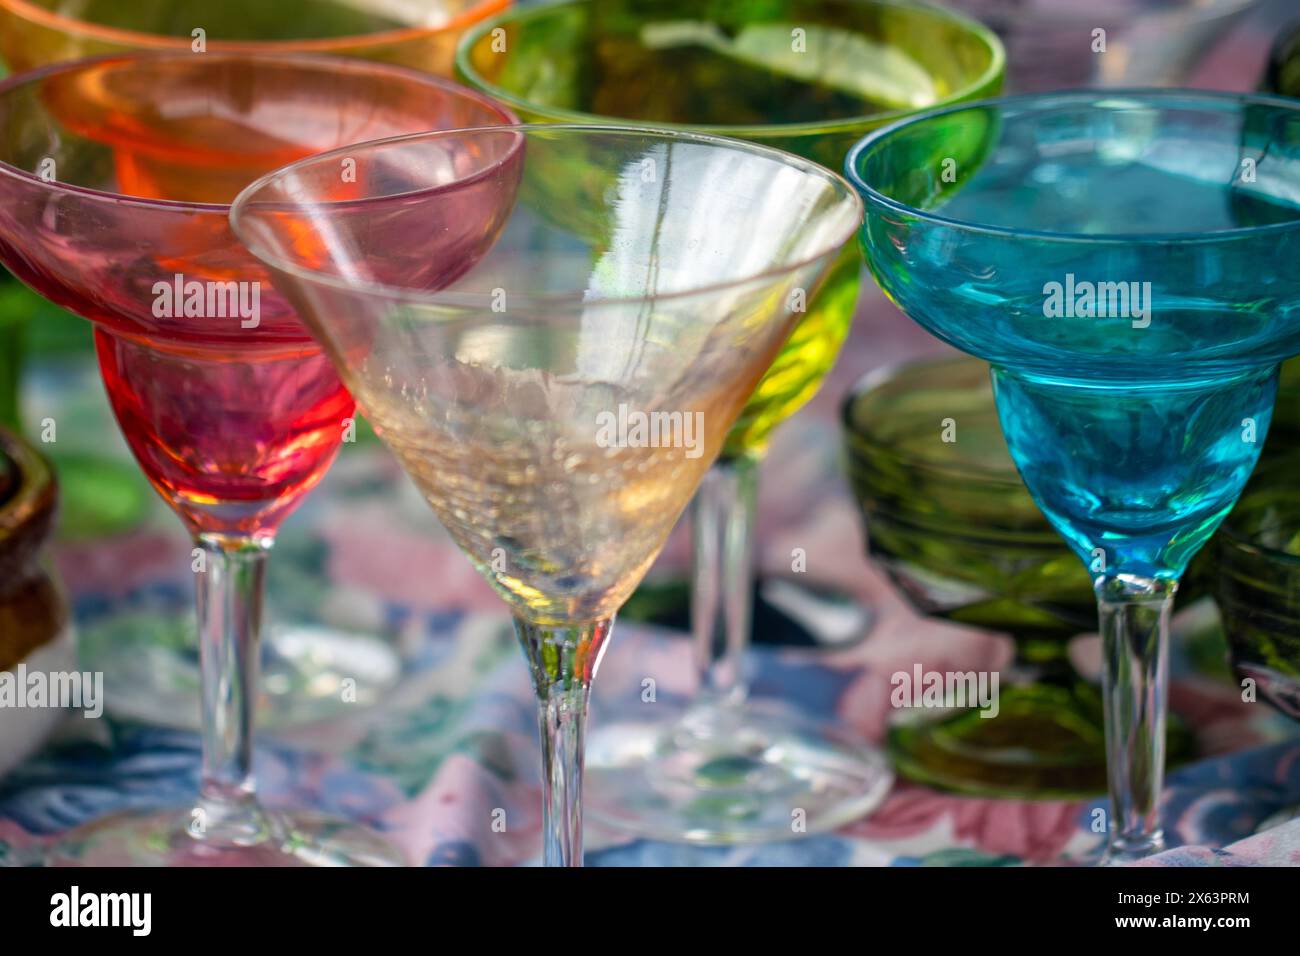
[945,0,1258,91]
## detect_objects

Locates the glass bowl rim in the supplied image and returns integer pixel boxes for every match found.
[230,121,865,311]
[844,87,1300,245]
[1217,527,1300,569]
[841,355,1025,488]
[0,50,520,214]
[452,0,1006,140]
[0,0,509,52]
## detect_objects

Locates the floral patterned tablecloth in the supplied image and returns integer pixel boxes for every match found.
[3,287,1300,867]
[3,6,1300,867]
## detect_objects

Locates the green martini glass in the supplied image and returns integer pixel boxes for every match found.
[457,0,1003,844]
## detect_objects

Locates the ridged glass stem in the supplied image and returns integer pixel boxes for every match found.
[193,534,276,846]
[691,453,759,706]
[515,617,612,868]
[1096,574,1175,863]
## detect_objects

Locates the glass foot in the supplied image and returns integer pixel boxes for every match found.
[887,683,1196,799]
[1101,832,1167,866]
[45,808,405,866]
[79,617,403,732]
[585,699,893,844]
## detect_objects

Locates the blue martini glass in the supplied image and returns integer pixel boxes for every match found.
[846,90,1300,862]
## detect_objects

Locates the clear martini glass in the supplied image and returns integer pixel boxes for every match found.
[455,0,1003,844]
[230,124,864,866]
[0,51,514,865]
[846,90,1300,862]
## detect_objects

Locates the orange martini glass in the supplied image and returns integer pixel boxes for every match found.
[0,0,508,76]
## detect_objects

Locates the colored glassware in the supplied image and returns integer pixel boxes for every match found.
[1213,14,1300,732]
[1215,449,1300,724]
[1212,359,1300,723]
[231,124,864,865]
[843,356,1198,796]
[0,51,513,865]
[0,55,152,542]
[456,0,1002,843]
[0,0,508,75]
[0,0,512,730]
[1265,19,1300,98]
[847,90,1300,862]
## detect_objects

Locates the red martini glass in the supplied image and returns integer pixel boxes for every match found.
[0,51,514,865]
[0,0,512,732]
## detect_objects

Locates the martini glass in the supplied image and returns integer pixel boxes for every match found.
[231,124,864,866]
[0,0,511,730]
[0,51,514,866]
[0,0,507,75]
[456,0,1002,843]
[847,90,1300,862]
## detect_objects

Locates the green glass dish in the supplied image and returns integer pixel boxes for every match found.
[1211,359,1300,722]
[843,356,1194,798]
[1263,18,1300,99]
[1215,450,1300,722]
[457,0,1004,168]
[456,0,1004,455]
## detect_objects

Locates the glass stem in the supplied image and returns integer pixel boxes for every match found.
[514,617,613,868]
[1096,574,1175,863]
[691,452,760,707]
[193,533,277,847]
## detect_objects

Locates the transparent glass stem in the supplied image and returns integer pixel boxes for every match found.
[691,452,760,707]
[514,617,613,867]
[1096,574,1175,863]
[193,533,277,847]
